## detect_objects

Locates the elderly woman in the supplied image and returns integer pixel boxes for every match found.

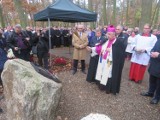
[87,25,126,95]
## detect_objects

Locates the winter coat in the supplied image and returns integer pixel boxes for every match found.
[72,32,88,60]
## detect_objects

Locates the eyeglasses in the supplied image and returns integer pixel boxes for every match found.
[78,28,83,29]
[144,28,150,29]
[116,29,120,30]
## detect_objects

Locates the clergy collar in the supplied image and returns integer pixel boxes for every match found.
[108,38,116,41]
[140,33,151,37]
[108,38,116,44]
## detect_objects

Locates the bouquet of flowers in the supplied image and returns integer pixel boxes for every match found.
[54,57,67,66]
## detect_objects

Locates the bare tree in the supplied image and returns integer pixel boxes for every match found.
[102,0,107,25]
[111,0,116,25]
[139,0,153,31]
[88,0,94,28]
[0,0,5,27]
[13,0,28,28]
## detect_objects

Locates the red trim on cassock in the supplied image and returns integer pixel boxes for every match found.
[142,33,150,37]
[129,62,147,82]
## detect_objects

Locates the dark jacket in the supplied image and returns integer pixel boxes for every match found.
[148,39,160,78]
[156,34,160,40]
[37,33,49,53]
[0,37,7,70]
[110,35,127,94]
[62,30,69,37]
[7,30,30,51]
[25,30,33,46]
[88,31,95,43]
[89,36,107,47]
[117,32,128,49]
[55,30,61,37]
[4,31,11,40]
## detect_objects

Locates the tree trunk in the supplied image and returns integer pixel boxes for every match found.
[121,0,124,25]
[107,0,112,24]
[152,0,160,28]
[0,4,5,27]
[13,0,27,28]
[112,0,116,25]
[154,7,160,28]
[102,0,107,25]
[88,0,94,28]
[126,0,129,26]
[139,0,153,31]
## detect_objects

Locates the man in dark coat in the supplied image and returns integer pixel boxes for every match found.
[116,25,128,63]
[7,24,31,61]
[116,25,128,48]
[62,28,70,47]
[54,27,61,47]
[34,30,49,69]
[86,29,107,83]
[25,26,33,55]
[46,27,55,49]
[51,27,55,48]
[25,26,33,39]
[141,39,160,104]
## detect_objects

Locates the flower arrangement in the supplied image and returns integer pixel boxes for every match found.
[54,57,67,66]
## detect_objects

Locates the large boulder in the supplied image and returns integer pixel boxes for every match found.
[2,59,62,120]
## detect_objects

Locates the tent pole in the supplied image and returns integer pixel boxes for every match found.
[48,18,52,67]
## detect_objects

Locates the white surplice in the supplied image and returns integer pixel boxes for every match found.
[91,40,116,86]
[131,34,157,66]
[125,36,136,53]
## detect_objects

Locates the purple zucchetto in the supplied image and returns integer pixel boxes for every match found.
[107,25,115,32]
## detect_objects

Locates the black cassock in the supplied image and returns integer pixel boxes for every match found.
[54,30,61,47]
[86,36,106,82]
[51,28,55,48]
[105,33,127,95]
[46,28,55,48]
[62,30,69,47]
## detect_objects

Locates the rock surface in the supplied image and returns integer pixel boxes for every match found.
[2,59,62,120]
[81,113,111,120]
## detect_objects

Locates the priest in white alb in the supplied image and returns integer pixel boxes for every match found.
[87,25,126,95]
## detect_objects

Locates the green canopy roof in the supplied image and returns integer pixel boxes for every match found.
[34,0,97,22]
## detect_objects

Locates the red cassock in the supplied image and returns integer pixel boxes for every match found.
[129,33,157,82]
[129,62,147,82]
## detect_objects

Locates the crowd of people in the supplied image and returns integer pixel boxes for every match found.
[71,24,160,104]
[0,23,160,113]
